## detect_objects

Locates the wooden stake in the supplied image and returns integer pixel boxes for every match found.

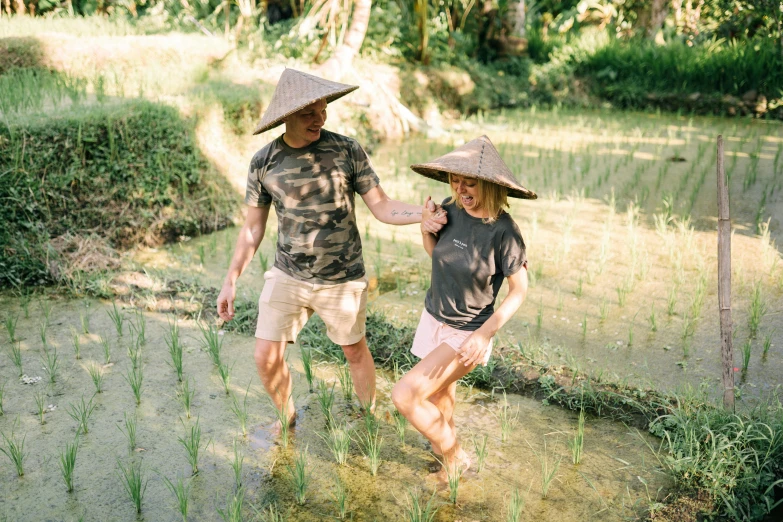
[717,135,734,411]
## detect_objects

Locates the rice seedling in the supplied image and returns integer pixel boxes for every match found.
[356,428,383,475]
[536,298,543,329]
[80,310,90,335]
[402,486,439,522]
[763,331,773,357]
[197,245,206,266]
[498,392,519,443]
[39,321,48,347]
[87,362,104,393]
[574,275,583,298]
[0,427,27,476]
[4,314,18,342]
[107,301,124,336]
[117,412,137,453]
[628,322,635,347]
[748,281,767,338]
[178,377,195,419]
[7,341,23,377]
[328,473,349,519]
[161,473,192,522]
[286,445,312,505]
[67,395,97,435]
[70,327,82,360]
[648,304,657,332]
[229,383,251,437]
[0,382,4,416]
[217,361,234,395]
[98,334,111,364]
[40,301,52,326]
[568,408,585,465]
[229,439,244,489]
[741,338,753,371]
[34,388,47,425]
[165,319,184,382]
[616,284,628,307]
[268,392,293,449]
[533,439,562,499]
[217,487,245,522]
[128,338,142,369]
[198,322,223,366]
[505,487,524,522]
[438,454,463,504]
[178,417,203,475]
[59,437,79,492]
[41,344,59,383]
[133,309,147,345]
[320,424,351,465]
[473,433,489,473]
[117,458,148,514]
[581,313,587,338]
[667,286,677,316]
[336,363,354,403]
[124,365,144,405]
[599,298,608,323]
[300,347,315,393]
[391,408,408,445]
[315,380,335,425]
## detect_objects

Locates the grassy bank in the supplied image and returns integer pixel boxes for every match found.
[0,100,240,289]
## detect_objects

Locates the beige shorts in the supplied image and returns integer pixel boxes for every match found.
[255,267,368,346]
[411,310,494,366]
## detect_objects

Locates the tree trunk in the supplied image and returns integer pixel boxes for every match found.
[318,0,371,80]
[509,0,525,37]
[645,0,668,39]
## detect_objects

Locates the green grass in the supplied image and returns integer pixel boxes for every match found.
[392,408,408,445]
[107,301,124,336]
[217,361,233,395]
[198,322,223,366]
[4,314,18,342]
[505,487,524,522]
[7,341,23,377]
[33,389,46,425]
[178,377,195,419]
[533,439,562,499]
[568,408,585,465]
[498,392,519,443]
[70,328,82,360]
[117,458,148,514]
[336,363,354,403]
[41,345,59,383]
[356,428,383,476]
[473,433,489,473]
[229,439,244,489]
[217,487,245,522]
[229,383,251,437]
[748,281,767,339]
[321,424,351,466]
[402,487,439,522]
[315,380,336,426]
[98,334,111,364]
[331,474,349,519]
[59,438,79,493]
[86,362,104,393]
[301,347,315,393]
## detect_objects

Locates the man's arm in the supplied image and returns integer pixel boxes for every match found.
[217,205,271,321]
[361,185,446,227]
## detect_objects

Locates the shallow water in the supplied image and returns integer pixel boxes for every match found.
[0,300,670,521]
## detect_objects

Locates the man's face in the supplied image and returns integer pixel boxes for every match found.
[283,99,327,147]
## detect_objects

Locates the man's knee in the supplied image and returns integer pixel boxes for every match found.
[341,339,369,365]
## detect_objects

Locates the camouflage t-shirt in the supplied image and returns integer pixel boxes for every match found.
[245,130,380,284]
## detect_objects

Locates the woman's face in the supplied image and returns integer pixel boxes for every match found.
[451,174,481,212]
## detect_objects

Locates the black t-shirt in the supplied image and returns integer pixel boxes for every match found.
[425,200,526,331]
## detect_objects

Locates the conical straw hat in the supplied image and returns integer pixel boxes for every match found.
[252,68,359,135]
[411,135,537,199]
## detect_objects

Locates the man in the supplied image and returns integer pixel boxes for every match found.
[216,69,446,434]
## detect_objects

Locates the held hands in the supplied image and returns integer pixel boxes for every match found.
[216,282,236,322]
[457,329,492,367]
[421,196,447,235]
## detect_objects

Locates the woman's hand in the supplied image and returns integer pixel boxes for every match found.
[421,196,447,235]
[457,329,492,367]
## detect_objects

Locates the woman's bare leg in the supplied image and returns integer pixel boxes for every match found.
[391,343,475,474]
[427,382,457,455]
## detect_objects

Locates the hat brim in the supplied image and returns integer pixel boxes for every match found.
[411,164,537,200]
[252,86,359,135]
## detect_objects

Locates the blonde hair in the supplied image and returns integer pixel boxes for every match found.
[447,173,509,223]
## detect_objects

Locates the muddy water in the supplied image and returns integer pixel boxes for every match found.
[0,300,668,520]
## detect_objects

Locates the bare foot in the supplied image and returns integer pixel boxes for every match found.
[429,449,471,484]
[249,414,296,450]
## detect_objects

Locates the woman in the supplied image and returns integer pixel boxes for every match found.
[391,135,536,480]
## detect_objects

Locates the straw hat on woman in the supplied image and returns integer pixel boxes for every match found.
[391,135,535,480]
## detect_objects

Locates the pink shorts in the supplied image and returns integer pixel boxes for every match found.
[411,310,494,366]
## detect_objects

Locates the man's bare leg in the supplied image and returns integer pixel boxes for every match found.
[254,338,296,434]
[341,337,376,411]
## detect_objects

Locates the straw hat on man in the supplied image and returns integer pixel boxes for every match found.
[216,68,447,437]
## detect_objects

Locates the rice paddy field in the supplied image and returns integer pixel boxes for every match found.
[2,22,783,521]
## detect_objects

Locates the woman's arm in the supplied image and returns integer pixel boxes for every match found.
[456,267,528,367]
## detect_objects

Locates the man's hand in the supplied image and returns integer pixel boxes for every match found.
[217,281,237,322]
[421,196,447,235]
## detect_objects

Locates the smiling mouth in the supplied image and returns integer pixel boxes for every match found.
[461,195,474,205]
